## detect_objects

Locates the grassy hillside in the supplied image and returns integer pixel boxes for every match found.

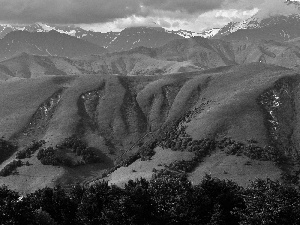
[2,63,300,193]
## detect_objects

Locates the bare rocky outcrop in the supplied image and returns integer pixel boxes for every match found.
[258,77,300,159]
[13,89,64,144]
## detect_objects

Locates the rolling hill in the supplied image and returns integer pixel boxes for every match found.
[115,37,300,71]
[2,35,300,81]
[3,11,300,193]
[0,52,201,80]
[0,63,299,192]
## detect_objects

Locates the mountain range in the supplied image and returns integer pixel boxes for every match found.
[0,24,196,52]
[211,1,300,41]
[2,2,300,193]
[2,35,300,81]
[2,5,300,56]
[0,30,107,60]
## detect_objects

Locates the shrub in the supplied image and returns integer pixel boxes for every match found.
[37,147,62,166]
[57,135,87,154]
[236,179,300,225]
[38,140,101,167]
[81,148,101,164]
[0,185,37,224]
[0,160,23,176]
[0,138,17,163]
[57,136,102,164]
[16,140,45,159]
[37,146,75,167]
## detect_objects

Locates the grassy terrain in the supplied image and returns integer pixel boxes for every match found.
[107,147,195,187]
[189,150,281,187]
[0,63,299,192]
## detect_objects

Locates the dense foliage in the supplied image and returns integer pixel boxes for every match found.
[0,160,23,176]
[103,108,289,180]
[0,138,17,163]
[16,140,46,159]
[237,179,300,225]
[37,136,101,167]
[1,175,300,225]
[37,147,64,166]
[57,135,102,164]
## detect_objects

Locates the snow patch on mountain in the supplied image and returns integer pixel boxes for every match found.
[170,30,200,38]
[212,0,300,39]
[165,28,221,39]
[198,28,221,38]
[36,23,54,32]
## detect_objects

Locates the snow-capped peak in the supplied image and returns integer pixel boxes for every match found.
[167,29,200,38]
[214,0,300,38]
[198,28,221,38]
[35,23,55,32]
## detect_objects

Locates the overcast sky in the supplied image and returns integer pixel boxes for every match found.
[0,0,298,32]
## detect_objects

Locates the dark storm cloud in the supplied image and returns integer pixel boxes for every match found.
[0,0,265,24]
[0,0,142,24]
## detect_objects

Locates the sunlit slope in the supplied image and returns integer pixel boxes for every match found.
[1,63,300,191]
[0,63,297,157]
[0,76,72,139]
[185,64,292,143]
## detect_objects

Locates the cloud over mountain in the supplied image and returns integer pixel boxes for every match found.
[0,0,238,24]
[0,0,142,24]
[0,0,294,34]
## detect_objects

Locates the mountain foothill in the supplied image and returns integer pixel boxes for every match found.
[2,7,300,199]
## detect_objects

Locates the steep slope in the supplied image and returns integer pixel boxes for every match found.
[86,27,185,52]
[0,24,185,52]
[0,23,225,52]
[220,15,300,42]
[0,23,89,39]
[231,39,300,70]
[214,2,300,42]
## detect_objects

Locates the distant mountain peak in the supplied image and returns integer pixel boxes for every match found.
[0,30,107,60]
[211,0,300,41]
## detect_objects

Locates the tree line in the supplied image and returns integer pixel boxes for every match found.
[1,174,300,225]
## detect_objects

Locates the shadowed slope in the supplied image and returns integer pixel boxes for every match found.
[0,30,107,61]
